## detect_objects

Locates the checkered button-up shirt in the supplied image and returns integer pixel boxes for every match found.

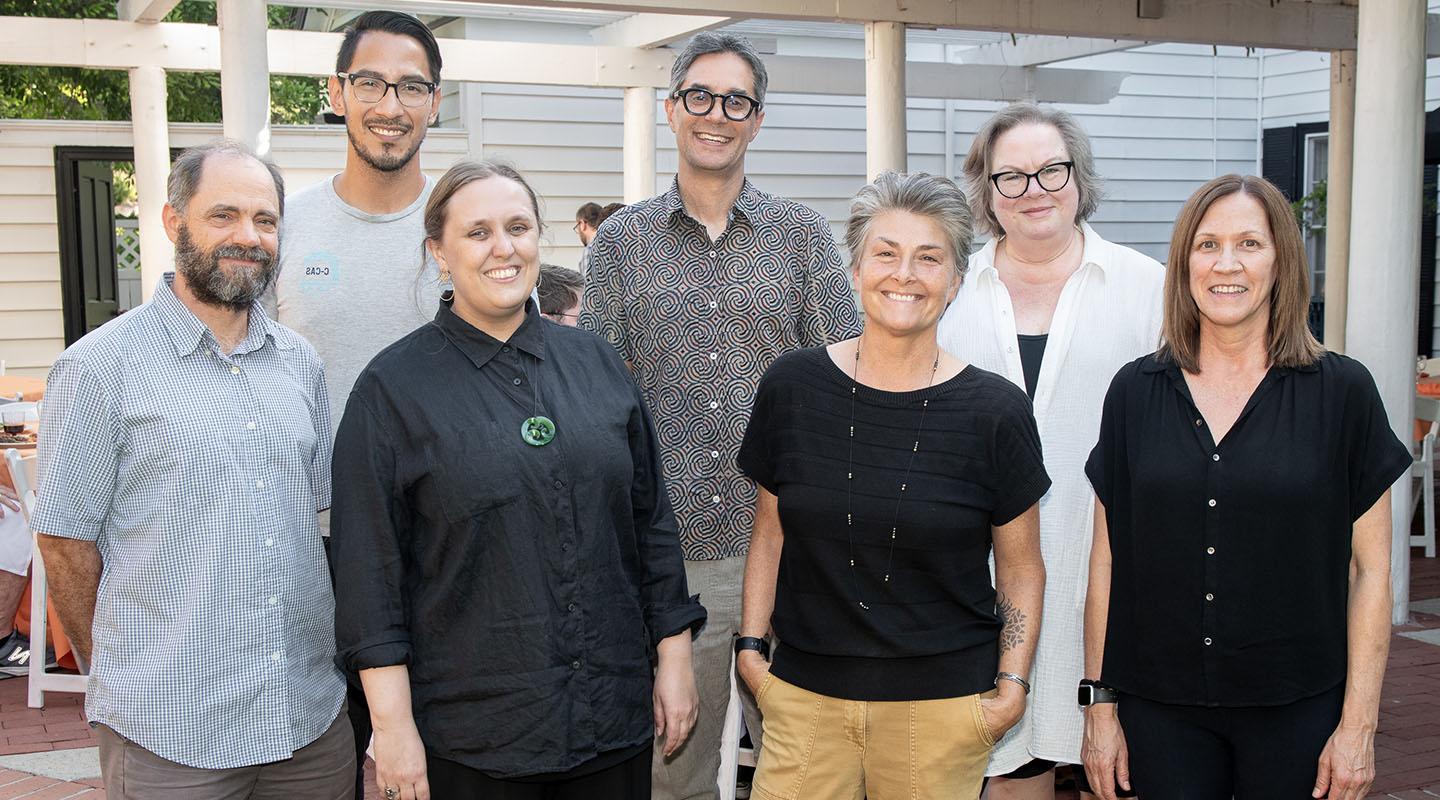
[581,179,861,560]
[32,274,344,770]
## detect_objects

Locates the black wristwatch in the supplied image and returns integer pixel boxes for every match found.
[1077,679,1119,707]
[734,635,770,660]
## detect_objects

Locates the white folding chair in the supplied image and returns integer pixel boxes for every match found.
[3,448,87,706]
[717,649,759,800]
[1412,396,1439,558]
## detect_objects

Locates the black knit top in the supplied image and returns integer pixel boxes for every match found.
[738,347,1050,701]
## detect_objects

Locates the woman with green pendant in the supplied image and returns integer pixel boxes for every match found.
[328,159,705,800]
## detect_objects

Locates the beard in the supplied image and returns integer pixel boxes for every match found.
[346,113,425,173]
[174,224,276,312]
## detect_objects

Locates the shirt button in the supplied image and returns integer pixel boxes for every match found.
[502,346,510,353]
[513,377,522,386]
[1206,546,1216,555]
[268,596,278,606]
[712,495,721,504]
[571,660,582,670]
[553,479,564,489]
[246,421,257,430]
[1207,498,1216,507]
[265,537,274,547]
[710,301,718,309]
[255,480,265,489]
[1205,593,1215,602]
[709,352,718,361]
[709,401,719,410]
[711,451,720,458]
[1195,418,1204,427]
[271,651,282,661]
[230,366,241,375]
[1212,453,1220,462]
[568,603,577,612]
[708,251,716,258]
[1203,637,1213,646]
[1007,346,1015,353]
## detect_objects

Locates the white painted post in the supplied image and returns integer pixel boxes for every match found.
[623,86,656,203]
[1324,50,1355,354]
[217,0,271,156]
[128,65,173,302]
[1345,0,1426,624]
[865,21,906,179]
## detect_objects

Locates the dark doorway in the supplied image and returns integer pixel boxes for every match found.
[54,147,156,347]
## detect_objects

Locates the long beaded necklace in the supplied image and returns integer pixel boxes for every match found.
[844,337,940,611]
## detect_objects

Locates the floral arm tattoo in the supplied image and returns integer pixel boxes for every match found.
[997,591,1027,655]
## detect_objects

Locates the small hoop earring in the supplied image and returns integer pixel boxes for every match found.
[440,288,454,303]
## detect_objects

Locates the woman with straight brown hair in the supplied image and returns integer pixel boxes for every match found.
[1080,174,1407,800]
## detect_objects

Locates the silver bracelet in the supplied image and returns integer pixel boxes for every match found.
[995,671,1031,694]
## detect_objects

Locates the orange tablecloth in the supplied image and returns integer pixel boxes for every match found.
[0,375,44,402]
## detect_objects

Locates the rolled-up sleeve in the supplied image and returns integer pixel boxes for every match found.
[329,391,412,671]
[308,361,333,512]
[626,380,706,645]
[32,358,120,542]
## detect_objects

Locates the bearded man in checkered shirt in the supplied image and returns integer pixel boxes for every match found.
[31,141,353,800]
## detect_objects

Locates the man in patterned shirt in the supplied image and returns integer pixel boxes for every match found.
[33,141,352,799]
[581,32,861,800]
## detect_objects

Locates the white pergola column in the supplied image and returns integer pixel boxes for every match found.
[217,0,271,156]
[623,86,656,203]
[128,65,173,301]
[1323,49,1355,354]
[1345,0,1426,624]
[865,21,906,179]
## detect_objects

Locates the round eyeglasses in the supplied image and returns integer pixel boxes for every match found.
[673,88,761,122]
[990,161,1075,199]
[336,72,437,108]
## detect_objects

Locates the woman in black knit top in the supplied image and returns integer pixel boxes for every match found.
[735,171,1049,799]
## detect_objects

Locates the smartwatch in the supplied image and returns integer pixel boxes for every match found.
[734,635,770,660]
[1077,679,1119,706]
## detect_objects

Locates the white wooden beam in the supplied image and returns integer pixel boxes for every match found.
[0,17,1127,102]
[957,35,1144,67]
[448,0,1357,52]
[218,0,272,156]
[865,21,905,178]
[622,87,656,202]
[127,65,173,302]
[116,0,179,23]
[591,13,730,48]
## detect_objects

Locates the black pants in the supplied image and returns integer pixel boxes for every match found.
[1119,683,1344,800]
[426,745,651,799]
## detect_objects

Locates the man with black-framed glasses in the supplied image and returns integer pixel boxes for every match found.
[266,11,445,800]
[582,31,861,800]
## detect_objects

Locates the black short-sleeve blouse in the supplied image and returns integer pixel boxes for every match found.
[1085,351,1411,707]
[738,347,1050,701]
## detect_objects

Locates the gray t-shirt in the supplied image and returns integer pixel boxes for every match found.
[271,174,442,434]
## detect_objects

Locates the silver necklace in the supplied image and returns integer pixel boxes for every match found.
[844,338,940,611]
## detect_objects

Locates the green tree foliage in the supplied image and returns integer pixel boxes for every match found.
[0,0,327,124]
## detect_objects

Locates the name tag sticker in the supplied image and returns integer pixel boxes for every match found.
[299,252,340,291]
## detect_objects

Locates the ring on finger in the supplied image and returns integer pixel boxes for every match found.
[384,788,398,800]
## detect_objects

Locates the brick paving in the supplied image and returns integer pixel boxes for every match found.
[3,555,1440,798]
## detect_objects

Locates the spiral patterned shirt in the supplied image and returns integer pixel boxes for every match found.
[582,179,861,560]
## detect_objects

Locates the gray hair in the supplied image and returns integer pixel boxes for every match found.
[668,32,769,105]
[845,171,974,283]
[167,140,285,216]
[962,102,1102,237]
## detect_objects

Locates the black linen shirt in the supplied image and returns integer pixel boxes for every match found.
[737,348,1050,701]
[329,300,705,779]
[1085,352,1410,707]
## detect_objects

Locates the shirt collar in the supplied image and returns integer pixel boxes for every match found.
[433,297,546,370]
[660,177,761,228]
[971,220,1110,283]
[153,272,292,358]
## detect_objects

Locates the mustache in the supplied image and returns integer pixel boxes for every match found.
[364,114,413,133]
[212,242,274,267]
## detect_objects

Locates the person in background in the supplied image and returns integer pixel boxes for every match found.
[330,160,704,800]
[1082,174,1403,800]
[937,101,1163,800]
[738,171,1048,800]
[598,202,625,226]
[575,202,603,274]
[582,31,861,800]
[34,140,352,799]
[267,12,445,796]
[538,264,585,326]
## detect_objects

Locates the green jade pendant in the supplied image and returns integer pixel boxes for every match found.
[521,415,557,446]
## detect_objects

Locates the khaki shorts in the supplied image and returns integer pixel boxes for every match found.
[752,673,995,800]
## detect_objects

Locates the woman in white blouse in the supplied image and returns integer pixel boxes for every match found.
[937,102,1164,799]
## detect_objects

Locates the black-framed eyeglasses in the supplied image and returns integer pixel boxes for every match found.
[673,87,761,122]
[336,72,437,108]
[990,161,1074,199]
